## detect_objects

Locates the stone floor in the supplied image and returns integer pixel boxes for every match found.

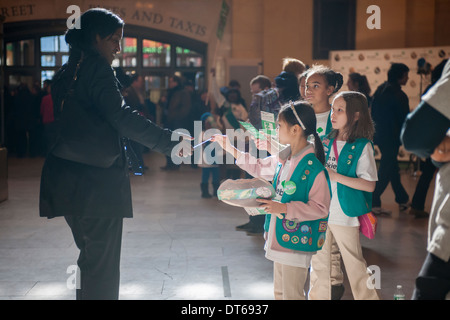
[0,151,434,300]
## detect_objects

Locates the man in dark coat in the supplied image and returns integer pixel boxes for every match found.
[371,63,410,215]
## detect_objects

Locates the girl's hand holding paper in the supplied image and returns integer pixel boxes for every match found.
[211,134,242,159]
[251,134,270,152]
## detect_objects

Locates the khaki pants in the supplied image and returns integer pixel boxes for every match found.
[331,239,344,286]
[273,262,309,300]
[309,224,379,300]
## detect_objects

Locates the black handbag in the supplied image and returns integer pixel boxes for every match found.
[51,54,121,168]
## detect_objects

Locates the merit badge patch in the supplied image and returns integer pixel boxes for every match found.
[317,233,326,248]
[282,219,300,233]
[282,181,297,195]
[319,221,328,232]
[301,236,308,244]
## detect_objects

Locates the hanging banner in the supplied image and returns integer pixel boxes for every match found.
[216,0,229,40]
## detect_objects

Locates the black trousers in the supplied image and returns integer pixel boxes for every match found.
[372,143,409,207]
[65,216,123,300]
[412,253,450,300]
[411,158,436,211]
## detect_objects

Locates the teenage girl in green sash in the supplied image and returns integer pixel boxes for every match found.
[212,101,331,300]
[305,65,344,139]
[308,91,380,300]
[306,65,346,299]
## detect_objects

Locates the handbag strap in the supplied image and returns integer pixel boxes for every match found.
[60,52,84,112]
[333,139,339,163]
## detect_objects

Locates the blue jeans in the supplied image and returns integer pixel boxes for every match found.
[201,167,220,184]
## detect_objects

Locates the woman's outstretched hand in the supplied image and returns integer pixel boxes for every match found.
[176,132,194,158]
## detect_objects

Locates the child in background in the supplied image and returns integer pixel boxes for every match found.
[299,70,309,101]
[347,72,372,106]
[212,101,331,300]
[305,65,344,139]
[199,112,222,198]
[309,91,380,300]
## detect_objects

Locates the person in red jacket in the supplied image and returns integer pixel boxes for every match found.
[40,79,55,154]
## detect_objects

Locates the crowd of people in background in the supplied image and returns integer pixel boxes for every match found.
[4,80,53,158]
[3,57,447,222]
[3,50,449,300]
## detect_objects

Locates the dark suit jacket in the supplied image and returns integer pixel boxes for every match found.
[371,81,410,147]
[40,51,178,218]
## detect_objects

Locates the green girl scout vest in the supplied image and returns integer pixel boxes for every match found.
[322,136,374,217]
[264,153,331,252]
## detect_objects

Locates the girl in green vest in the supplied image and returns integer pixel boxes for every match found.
[305,65,344,139]
[212,101,331,300]
[308,91,380,300]
[306,64,346,299]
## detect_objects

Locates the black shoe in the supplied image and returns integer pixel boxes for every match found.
[372,207,392,216]
[200,183,212,198]
[331,284,345,300]
[235,222,253,231]
[246,227,264,236]
[409,207,429,219]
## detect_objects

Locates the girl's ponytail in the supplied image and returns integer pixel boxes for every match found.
[312,131,326,165]
[333,72,344,94]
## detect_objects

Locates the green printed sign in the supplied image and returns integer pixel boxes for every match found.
[239,121,267,140]
[261,111,276,136]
